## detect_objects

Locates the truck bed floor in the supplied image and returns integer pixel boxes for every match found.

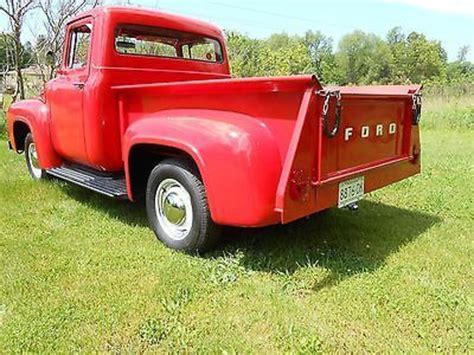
[47,164,127,199]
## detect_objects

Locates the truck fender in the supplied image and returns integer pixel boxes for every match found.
[124,109,282,227]
[7,99,61,169]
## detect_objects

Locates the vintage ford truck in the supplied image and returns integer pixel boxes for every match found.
[7,6,422,252]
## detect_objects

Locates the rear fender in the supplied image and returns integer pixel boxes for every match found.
[7,99,61,168]
[124,110,282,226]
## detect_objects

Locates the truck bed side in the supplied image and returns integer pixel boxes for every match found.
[114,75,319,226]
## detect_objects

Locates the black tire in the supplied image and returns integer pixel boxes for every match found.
[146,158,221,252]
[24,133,47,180]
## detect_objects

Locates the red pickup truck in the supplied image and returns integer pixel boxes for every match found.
[7,6,422,252]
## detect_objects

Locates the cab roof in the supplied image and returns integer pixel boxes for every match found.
[68,6,224,38]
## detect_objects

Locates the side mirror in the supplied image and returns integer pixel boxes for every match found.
[45,51,56,66]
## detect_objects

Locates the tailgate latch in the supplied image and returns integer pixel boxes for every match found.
[317,90,342,138]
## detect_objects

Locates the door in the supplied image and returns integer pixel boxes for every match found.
[48,19,92,164]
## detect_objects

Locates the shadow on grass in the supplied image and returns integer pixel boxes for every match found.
[213,200,440,291]
[60,183,440,291]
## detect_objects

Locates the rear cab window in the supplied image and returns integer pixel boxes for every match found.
[115,24,224,63]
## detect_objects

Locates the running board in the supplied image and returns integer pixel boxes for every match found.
[47,165,128,199]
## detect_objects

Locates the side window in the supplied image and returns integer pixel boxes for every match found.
[67,23,92,69]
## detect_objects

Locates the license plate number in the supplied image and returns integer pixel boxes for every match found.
[338,176,365,208]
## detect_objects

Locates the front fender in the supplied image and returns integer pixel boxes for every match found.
[124,109,282,227]
[7,99,61,169]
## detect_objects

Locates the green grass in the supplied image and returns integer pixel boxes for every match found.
[0,112,6,140]
[422,92,474,130]
[0,95,13,140]
[1,106,473,352]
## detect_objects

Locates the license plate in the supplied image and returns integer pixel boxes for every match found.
[338,176,365,208]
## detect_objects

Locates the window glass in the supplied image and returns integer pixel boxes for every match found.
[67,24,91,69]
[182,41,220,62]
[115,24,223,63]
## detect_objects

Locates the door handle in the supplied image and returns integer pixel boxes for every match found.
[73,82,85,90]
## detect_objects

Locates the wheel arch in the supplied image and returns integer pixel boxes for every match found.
[127,143,202,203]
[7,100,61,168]
[123,112,283,227]
[12,120,31,152]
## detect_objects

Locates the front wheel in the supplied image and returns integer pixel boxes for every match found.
[25,133,47,180]
[146,158,221,252]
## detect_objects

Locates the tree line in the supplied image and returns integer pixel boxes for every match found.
[1,0,473,101]
[226,28,473,87]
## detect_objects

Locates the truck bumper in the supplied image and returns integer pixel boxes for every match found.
[277,156,420,224]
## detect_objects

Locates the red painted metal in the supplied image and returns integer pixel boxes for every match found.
[6,6,422,227]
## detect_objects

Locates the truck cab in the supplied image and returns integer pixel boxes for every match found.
[7,6,422,252]
[45,7,231,171]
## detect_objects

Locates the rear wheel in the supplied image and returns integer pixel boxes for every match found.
[25,133,47,180]
[146,158,221,252]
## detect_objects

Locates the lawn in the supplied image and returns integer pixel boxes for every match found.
[0,98,473,352]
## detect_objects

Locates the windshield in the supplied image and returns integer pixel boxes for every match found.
[115,24,224,63]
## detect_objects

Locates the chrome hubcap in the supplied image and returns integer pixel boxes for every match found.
[155,178,193,241]
[28,142,42,179]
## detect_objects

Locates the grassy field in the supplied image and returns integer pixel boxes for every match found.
[0,96,473,352]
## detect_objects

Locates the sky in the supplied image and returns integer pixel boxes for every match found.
[1,0,474,61]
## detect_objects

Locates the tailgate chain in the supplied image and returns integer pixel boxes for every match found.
[412,93,422,125]
[317,90,342,138]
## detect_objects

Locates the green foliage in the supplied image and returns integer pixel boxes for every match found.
[225,28,473,86]
[0,33,13,70]
[336,30,392,84]
[421,89,474,130]
[390,31,447,83]
[0,95,13,139]
[0,33,35,69]
[226,31,314,77]
[257,41,314,76]
[228,30,336,81]
[303,30,337,82]
[225,31,263,77]
[0,111,5,140]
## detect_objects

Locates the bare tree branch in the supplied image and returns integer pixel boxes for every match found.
[37,0,101,80]
[0,0,38,99]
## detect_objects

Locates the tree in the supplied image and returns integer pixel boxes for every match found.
[336,30,392,85]
[266,32,299,50]
[403,32,447,83]
[0,0,38,99]
[386,26,405,45]
[256,41,314,76]
[0,32,14,69]
[447,46,474,85]
[225,31,263,78]
[457,46,469,62]
[302,30,335,82]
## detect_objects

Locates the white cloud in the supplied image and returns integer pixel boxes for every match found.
[384,0,474,17]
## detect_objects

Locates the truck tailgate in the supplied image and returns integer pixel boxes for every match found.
[276,85,422,223]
